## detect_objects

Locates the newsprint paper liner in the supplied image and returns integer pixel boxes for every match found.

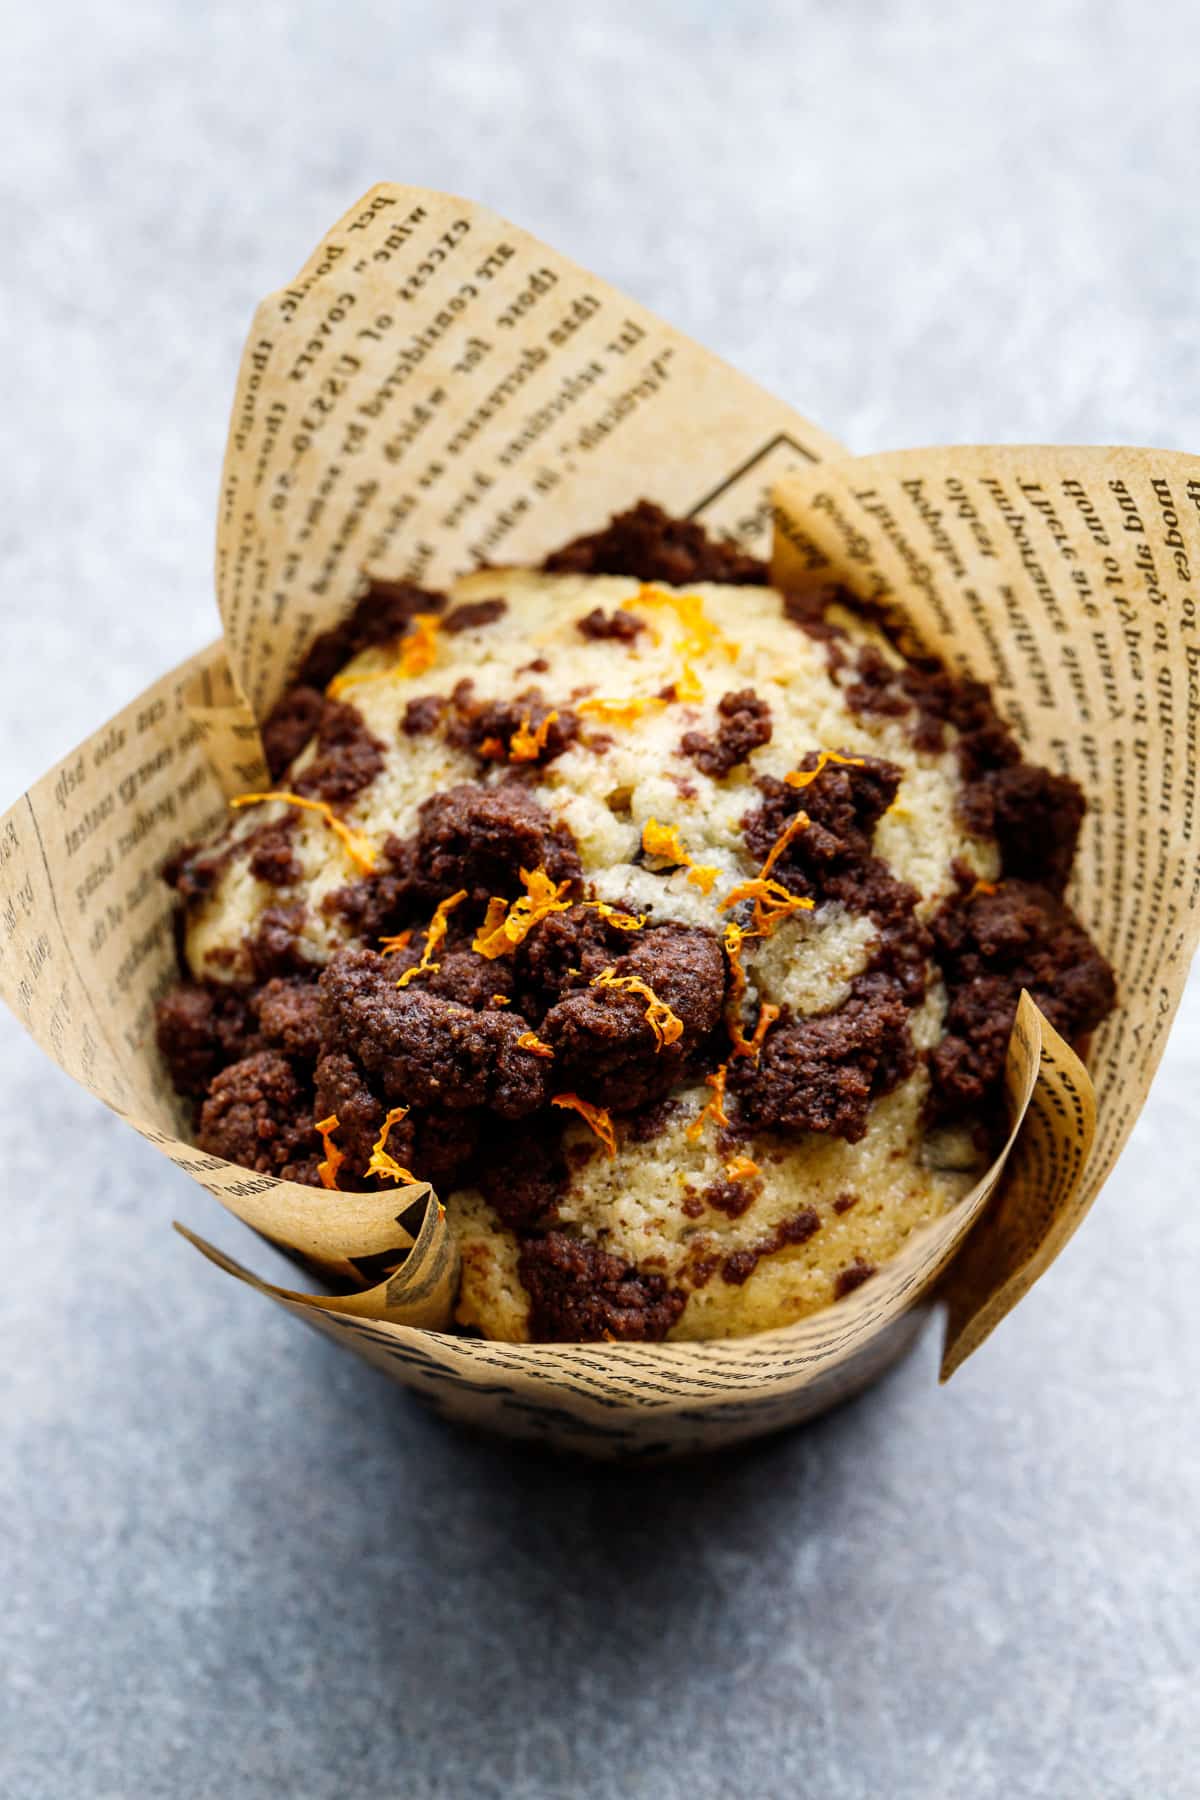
[1,184,1196,1457]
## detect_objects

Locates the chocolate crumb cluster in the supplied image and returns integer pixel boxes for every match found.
[156,501,1115,1344]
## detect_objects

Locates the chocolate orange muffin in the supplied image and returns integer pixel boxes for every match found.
[156,504,1114,1342]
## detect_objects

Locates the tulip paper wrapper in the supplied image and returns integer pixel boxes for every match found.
[2,185,1196,1456]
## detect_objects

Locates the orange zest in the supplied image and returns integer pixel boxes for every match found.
[577,696,666,728]
[366,1106,419,1185]
[686,1064,729,1141]
[686,862,720,894]
[396,890,467,988]
[758,809,811,883]
[315,1114,345,1190]
[641,818,690,865]
[327,612,442,697]
[516,1030,555,1059]
[621,585,739,663]
[584,901,646,930]
[591,968,684,1051]
[378,928,414,956]
[725,1155,760,1181]
[719,876,814,936]
[508,711,559,762]
[552,1093,617,1158]
[722,919,783,1055]
[473,867,574,959]
[784,750,865,790]
[757,751,870,889]
[399,612,442,677]
[641,818,721,894]
[654,826,706,871]
[474,895,509,948]
[492,993,511,1006]
[968,878,999,900]
[477,735,506,761]
[722,920,758,1056]
[671,663,705,704]
[733,1002,780,1060]
[230,791,375,874]
[723,919,750,1018]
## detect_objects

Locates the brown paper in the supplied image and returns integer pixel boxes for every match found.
[2,183,1196,1456]
[176,992,1075,1455]
[214,182,842,725]
[769,444,1200,1374]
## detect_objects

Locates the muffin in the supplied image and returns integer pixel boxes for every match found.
[155,503,1115,1342]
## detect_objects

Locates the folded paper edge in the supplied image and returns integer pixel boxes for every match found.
[937,1002,1097,1380]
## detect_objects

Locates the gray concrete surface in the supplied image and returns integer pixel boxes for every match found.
[2,3,1197,1795]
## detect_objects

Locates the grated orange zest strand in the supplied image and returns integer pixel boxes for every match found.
[686,1064,729,1141]
[516,1030,555,1059]
[231,791,376,874]
[577,696,666,728]
[719,876,814,936]
[552,1093,617,1158]
[641,818,721,895]
[591,967,684,1051]
[327,611,443,697]
[621,585,739,663]
[379,928,414,956]
[472,867,573,959]
[584,901,646,930]
[315,1114,345,1190]
[672,663,705,703]
[784,750,866,791]
[397,890,467,988]
[725,1155,760,1181]
[508,711,559,762]
[734,1002,780,1060]
[758,808,811,882]
[722,922,754,1055]
[641,818,690,864]
[366,1106,419,1185]
[399,612,442,677]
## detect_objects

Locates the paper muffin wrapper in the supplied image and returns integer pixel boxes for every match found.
[2,184,1196,1457]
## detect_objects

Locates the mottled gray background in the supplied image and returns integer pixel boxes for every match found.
[2,3,1197,1796]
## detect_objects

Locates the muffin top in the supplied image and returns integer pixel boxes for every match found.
[156,505,1115,1343]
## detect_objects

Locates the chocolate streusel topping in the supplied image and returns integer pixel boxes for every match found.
[576,606,644,642]
[681,687,773,779]
[155,982,261,1098]
[292,699,386,806]
[246,815,303,886]
[477,1119,568,1231]
[928,877,1115,1121]
[959,763,1085,896]
[443,596,507,633]
[414,782,582,903]
[721,1209,821,1286]
[544,500,767,587]
[401,694,448,737]
[318,947,550,1120]
[449,689,581,768]
[517,1231,687,1342]
[729,986,915,1143]
[542,922,726,1111]
[197,1050,316,1179]
[260,579,446,776]
[262,685,327,782]
[254,975,322,1063]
